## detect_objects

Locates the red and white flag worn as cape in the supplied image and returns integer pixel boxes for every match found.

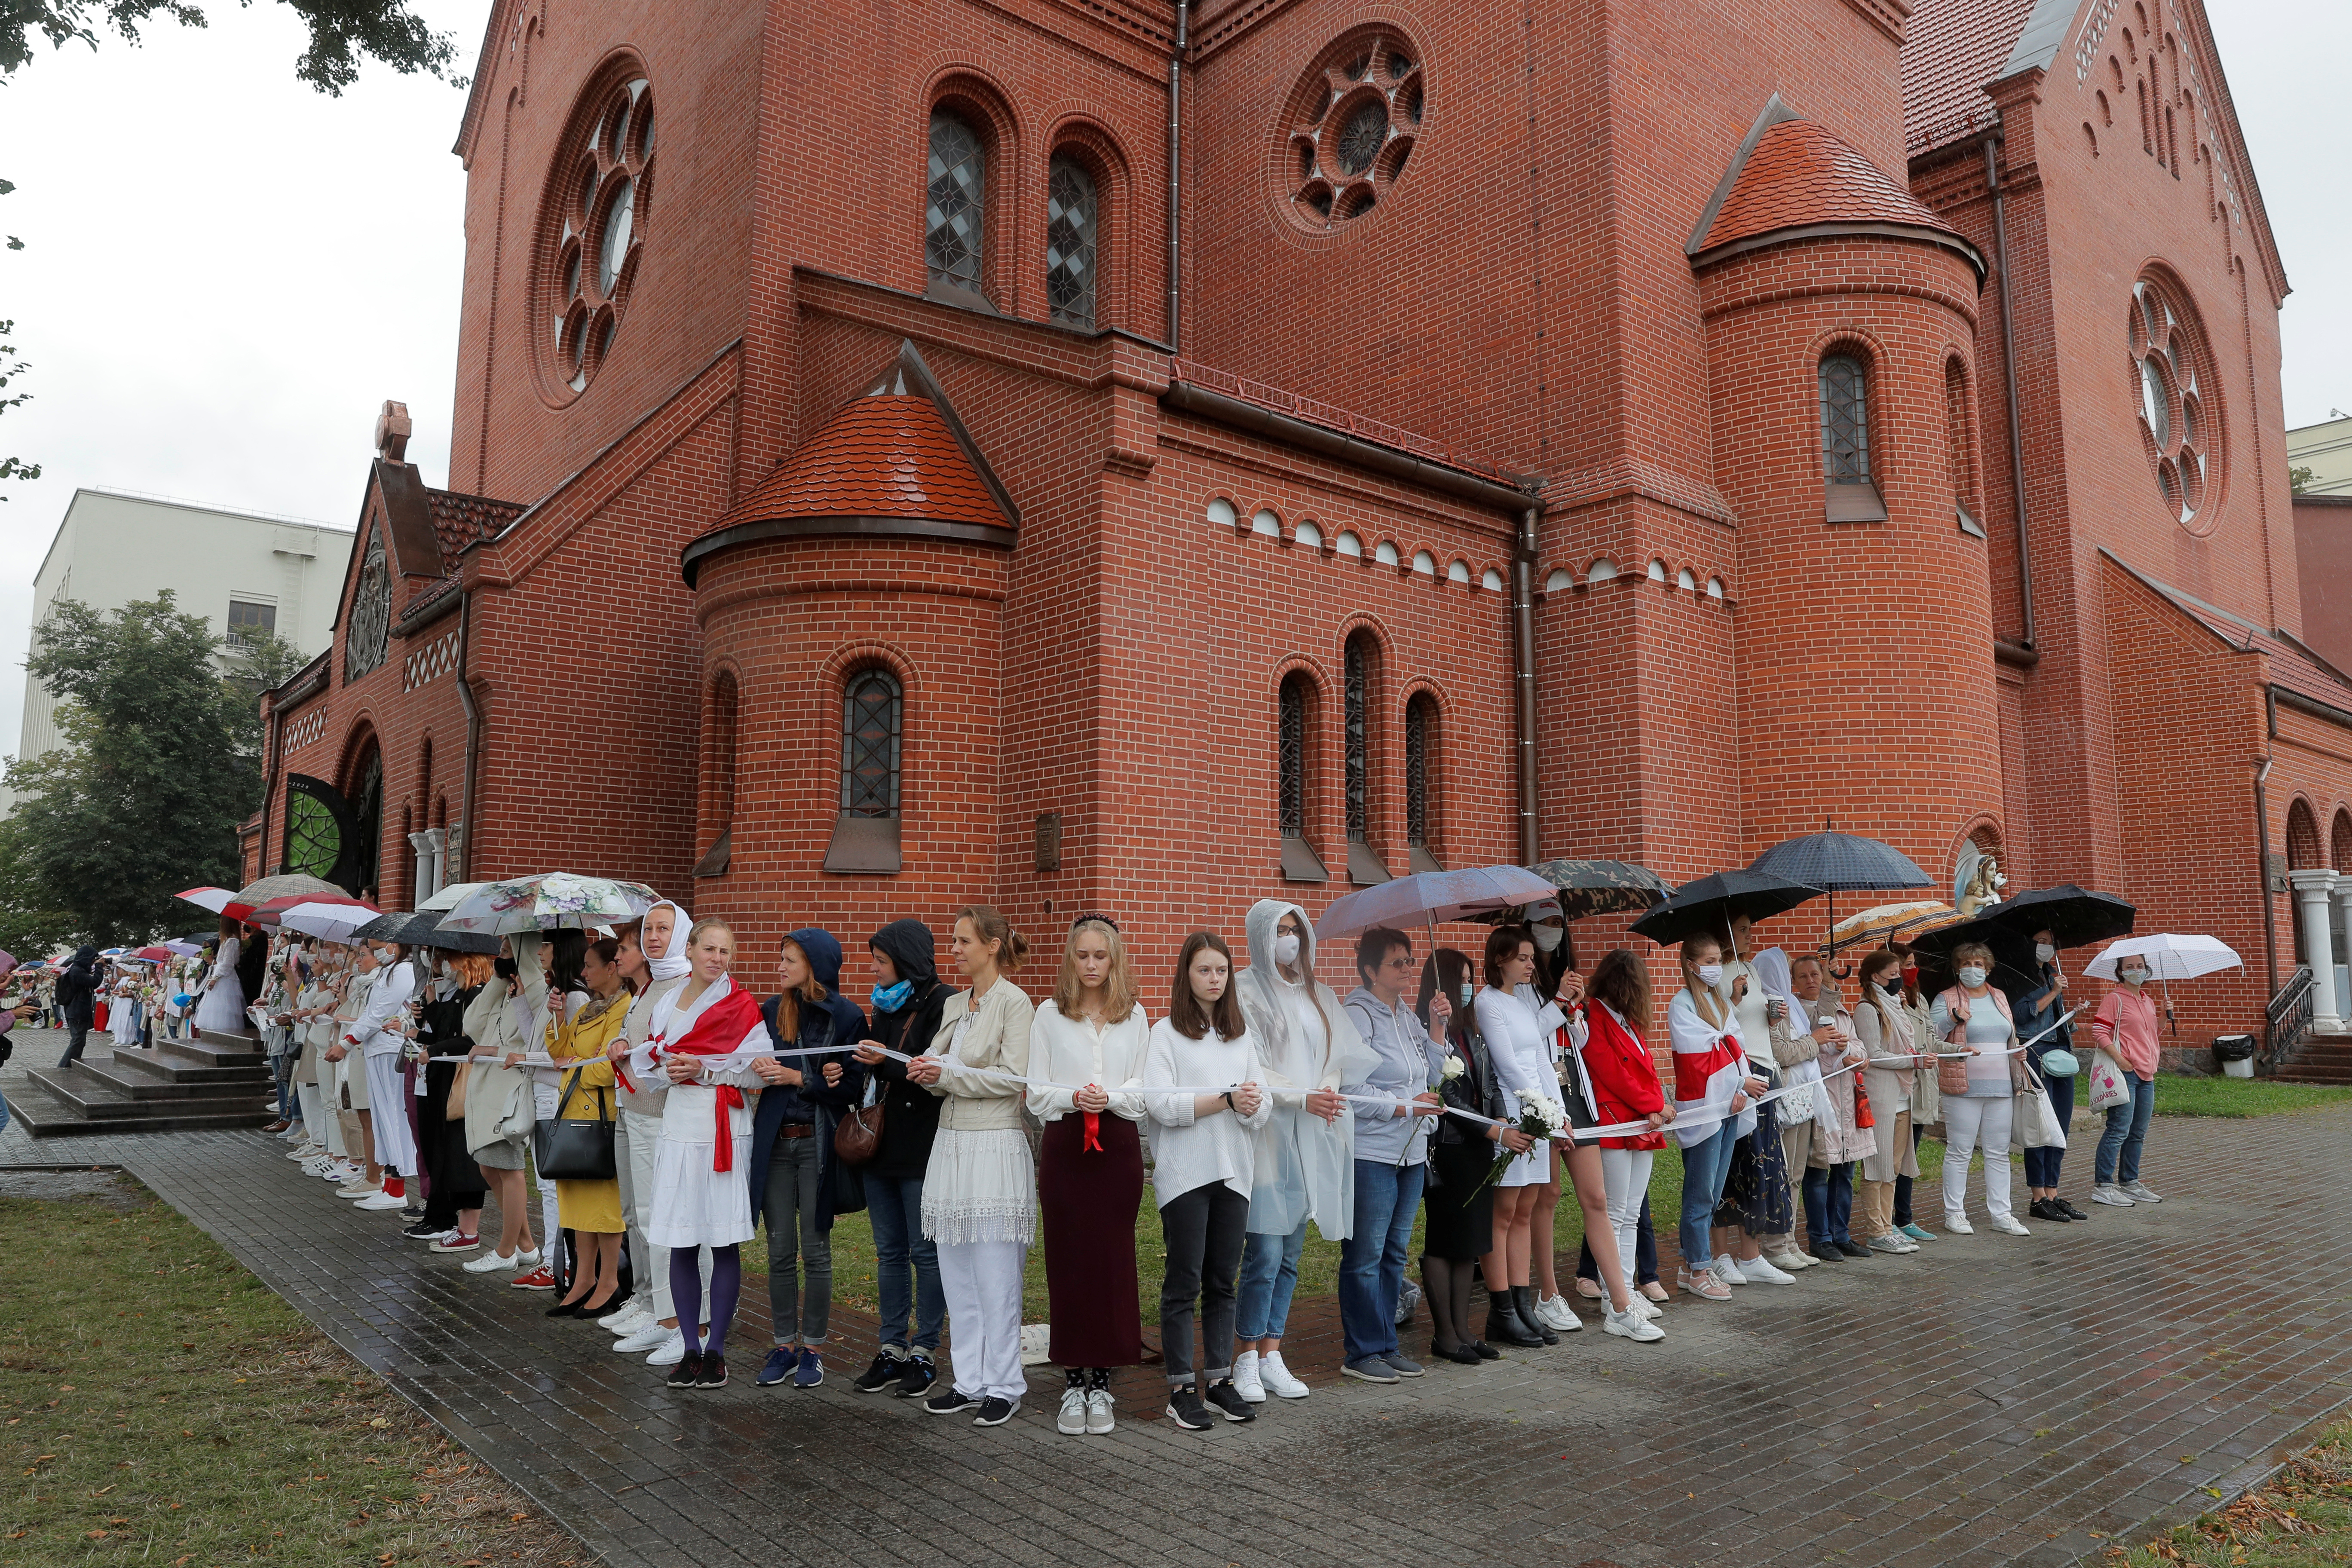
[626,974,768,1172]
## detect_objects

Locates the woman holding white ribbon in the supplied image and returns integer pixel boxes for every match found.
[903,905,1037,1428]
[1930,940,2030,1236]
[1473,925,1567,1348]
[630,916,773,1390]
[1232,900,1371,1403]
[1853,948,1929,1253]
[1669,934,1763,1301]
[341,940,421,1215]
[1574,949,1670,1342]
[461,941,546,1278]
[1026,914,1148,1436]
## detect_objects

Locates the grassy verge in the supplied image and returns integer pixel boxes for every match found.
[2107,1417,2352,1565]
[2153,1076,2352,1118]
[0,1174,576,1568]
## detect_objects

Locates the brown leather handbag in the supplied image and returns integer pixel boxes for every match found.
[835,1075,884,1165]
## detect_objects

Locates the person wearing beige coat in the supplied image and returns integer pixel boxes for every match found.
[903,907,1039,1425]
[458,943,548,1277]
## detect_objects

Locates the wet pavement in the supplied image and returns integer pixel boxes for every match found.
[5,1029,2349,1567]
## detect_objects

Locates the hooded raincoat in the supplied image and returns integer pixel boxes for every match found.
[748,928,870,1232]
[1232,899,1377,1241]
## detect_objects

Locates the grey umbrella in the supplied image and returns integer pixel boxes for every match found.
[1749,822,1933,959]
[352,910,501,954]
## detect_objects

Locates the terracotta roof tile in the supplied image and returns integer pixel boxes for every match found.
[1901,0,2039,157]
[424,489,527,573]
[1697,117,1968,257]
[714,394,1010,533]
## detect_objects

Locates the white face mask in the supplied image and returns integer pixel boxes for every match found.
[1531,923,1562,953]
[1273,932,1301,967]
[2121,967,2149,986]
[1694,962,1724,988]
[1459,978,1473,1004]
[2035,943,2057,964]
[1958,966,1988,989]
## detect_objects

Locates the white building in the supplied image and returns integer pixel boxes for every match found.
[2289,411,2352,497]
[7,489,352,808]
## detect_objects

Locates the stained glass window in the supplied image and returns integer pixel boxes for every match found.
[1344,635,1373,839]
[1404,695,1433,846]
[841,669,903,818]
[1818,355,1872,483]
[927,112,986,296]
[1045,157,1097,328]
[1278,674,1308,836]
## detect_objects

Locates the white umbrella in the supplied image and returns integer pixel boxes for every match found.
[417,881,489,913]
[275,901,381,944]
[2083,933,2242,1037]
[1314,864,1561,941]
[433,872,660,935]
[176,885,235,915]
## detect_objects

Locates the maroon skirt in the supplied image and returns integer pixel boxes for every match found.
[1038,1112,1144,1368]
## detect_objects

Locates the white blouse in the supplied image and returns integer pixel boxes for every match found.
[1474,986,1563,1115]
[1026,1000,1150,1123]
[1144,1017,1272,1205]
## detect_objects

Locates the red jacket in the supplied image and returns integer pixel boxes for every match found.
[1577,1001,1667,1152]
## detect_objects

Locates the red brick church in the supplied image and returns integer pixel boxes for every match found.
[245,0,2352,1055]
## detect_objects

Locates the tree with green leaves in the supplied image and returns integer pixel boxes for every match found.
[0,591,278,945]
[3,0,461,94]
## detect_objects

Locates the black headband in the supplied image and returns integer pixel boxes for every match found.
[1070,913,1120,933]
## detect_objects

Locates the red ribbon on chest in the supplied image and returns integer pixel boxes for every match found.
[654,982,765,1171]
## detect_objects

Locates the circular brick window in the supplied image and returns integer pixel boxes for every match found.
[1278,31,1423,233]
[2128,277,2220,533]
[539,71,655,399]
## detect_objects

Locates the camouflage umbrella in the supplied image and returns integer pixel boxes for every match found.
[1467,859,1672,923]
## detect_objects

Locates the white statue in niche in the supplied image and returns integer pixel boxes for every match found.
[1954,841,2008,919]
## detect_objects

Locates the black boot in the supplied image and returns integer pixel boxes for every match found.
[1511,1285,1557,1346]
[1483,1288,1542,1348]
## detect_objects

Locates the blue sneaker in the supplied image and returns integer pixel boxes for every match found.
[756,1346,796,1387]
[1899,1223,1937,1243]
[793,1348,824,1389]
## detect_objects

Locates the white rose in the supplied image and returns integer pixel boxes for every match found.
[1441,1055,1466,1081]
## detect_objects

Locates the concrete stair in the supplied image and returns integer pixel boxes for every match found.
[2273,1027,2352,1085]
[11,1029,277,1137]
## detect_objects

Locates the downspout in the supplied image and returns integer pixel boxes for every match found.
[257,697,282,879]
[2254,754,2277,997]
[1166,0,1188,353]
[1511,501,1542,866]
[1984,123,2036,648]
[452,588,482,883]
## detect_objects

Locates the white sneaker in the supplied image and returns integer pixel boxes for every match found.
[615,1321,674,1354]
[1602,1303,1666,1342]
[1768,1247,1816,1271]
[1630,1295,1663,1321]
[1084,1388,1116,1435]
[1944,1211,1975,1234]
[600,1304,650,1335]
[511,1248,542,1270]
[462,1250,521,1274]
[1230,1349,1267,1404]
[1737,1255,1797,1286]
[1535,1292,1583,1331]
[644,1329,688,1367]
[337,1183,383,1201]
[2092,1183,2136,1207]
[285,1144,321,1160]
[1057,1387,1089,1435]
[2123,1181,2162,1204]
[355,1191,407,1211]
[1711,1254,1747,1288]
[1988,1215,2031,1236]
[1258,1351,1309,1399]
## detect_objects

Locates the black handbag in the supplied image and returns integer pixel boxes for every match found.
[533,1066,617,1181]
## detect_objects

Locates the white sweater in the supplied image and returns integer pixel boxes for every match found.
[1144,1017,1272,1205]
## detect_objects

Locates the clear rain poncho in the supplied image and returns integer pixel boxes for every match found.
[1232,898,1378,1242]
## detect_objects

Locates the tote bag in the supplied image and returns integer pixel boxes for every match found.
[2015,1072,2067,1149]
[532,1066,617,1181]
[2085,1049,2133,1114]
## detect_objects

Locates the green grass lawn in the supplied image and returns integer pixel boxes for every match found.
[2112,1415,2352,1566]
[2153,1075,2352,1118]
[0,1175,576,1568]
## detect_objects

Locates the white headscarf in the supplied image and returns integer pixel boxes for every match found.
[1233,898,1376,1241]
[644,900,691,982]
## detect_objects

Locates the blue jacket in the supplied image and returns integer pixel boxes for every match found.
[748,928,870,1231]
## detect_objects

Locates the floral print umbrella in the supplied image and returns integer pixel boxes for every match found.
[432,873,661,934]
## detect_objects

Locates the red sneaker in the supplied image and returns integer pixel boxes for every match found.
[509,1266,558,1290]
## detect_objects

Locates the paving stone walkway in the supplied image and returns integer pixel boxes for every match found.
[6,1031,2350,1568]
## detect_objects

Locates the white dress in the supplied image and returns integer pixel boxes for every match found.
[634,977,768,1250]
[1474,986,1564,1186]
[193,939,246,1034]
[110,983,142,1045]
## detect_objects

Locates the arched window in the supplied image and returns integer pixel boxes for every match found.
[1277,671,1327,882]
[1820,353,1888,522]
[1404,692,1441,874]
[926,111,987,303]
[1045,155,1099,328]
[2287,799,2321,869]
[1946,358,1984,536]
[1342,632,1389,884]
[693,671,739,877]
[2334,808,2352,872]
[827,668,905,874]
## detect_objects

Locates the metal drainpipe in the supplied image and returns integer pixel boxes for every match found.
[2253,755,2277,996]
[1166,1,1188,353]
[1511,502,1542,866]
[257,698,282,878]
[452,589,481,882]
[1984,124,2036,649]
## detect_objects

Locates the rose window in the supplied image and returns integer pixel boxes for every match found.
[2128,279,2218,529]
[1281,33,1423,231]
[545,75,654,396]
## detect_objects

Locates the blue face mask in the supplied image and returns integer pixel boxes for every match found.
[872,979,913,1013]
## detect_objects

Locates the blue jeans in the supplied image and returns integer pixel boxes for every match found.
[1802,1162,1855,1247]
[1236,1222,1307,1341]
[0,1081,10,1137]
[1340,1160,1425,1363]
[864,1172,943,1355]
[2095,1075,2156,1185]
[1678,1120,1741,1268]
[2023,1069,2074,1187]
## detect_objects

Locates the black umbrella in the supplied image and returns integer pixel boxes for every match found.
[1467,859,1673,923]
[1750,822,1934,963]
[1629,869,1823,947]
[352,910,501,954]
[1951,884,2135,949]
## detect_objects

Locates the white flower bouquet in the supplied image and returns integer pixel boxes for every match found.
[1477,1094,1567,1192]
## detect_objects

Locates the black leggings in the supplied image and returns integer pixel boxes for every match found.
[1158,1183,1248,1387]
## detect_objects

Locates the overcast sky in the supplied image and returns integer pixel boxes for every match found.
[0,0,2345,754]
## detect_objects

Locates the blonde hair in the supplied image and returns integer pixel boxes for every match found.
[1951,941,1995,972]
[1052,918,1138,1023]
[686,916,736,952]
[955,905,1030,972]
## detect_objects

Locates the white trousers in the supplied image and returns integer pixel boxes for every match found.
[1941,1095,2015,1223]
[1599,1148,1654,1299]
[319,1080,348,1158]
[532,1083,561,1259]
[364,1053,414,1177]
[296,1082,325,1145]
[938,1238,1028,1402]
